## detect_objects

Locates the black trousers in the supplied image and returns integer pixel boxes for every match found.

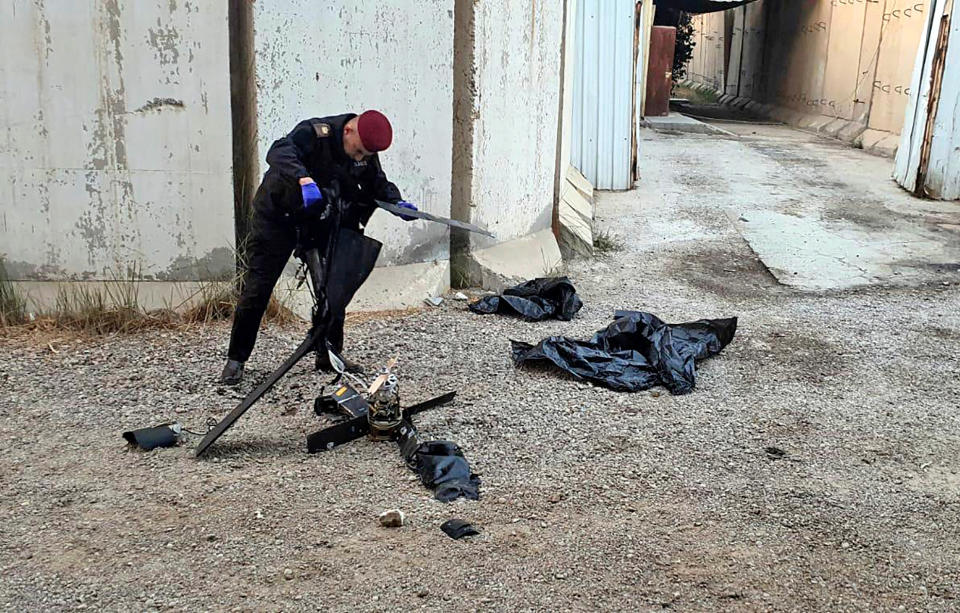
[226,210,345,363]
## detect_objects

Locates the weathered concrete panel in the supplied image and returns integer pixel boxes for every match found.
[686,0,927,144]
[823,0,867,121]
[467,0,565,242]
[0,0,234,281]
[868,0,929,133]
[252,1,455,267]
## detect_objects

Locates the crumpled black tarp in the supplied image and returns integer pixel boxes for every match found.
[413,441,481,502]
[511,310,737,394]
[469,277,583,321]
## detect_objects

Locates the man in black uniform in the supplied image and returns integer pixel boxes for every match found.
[219,110,417,385]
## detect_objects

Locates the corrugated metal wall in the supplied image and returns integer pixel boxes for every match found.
[895,0,960,200]
[571,0,636,190]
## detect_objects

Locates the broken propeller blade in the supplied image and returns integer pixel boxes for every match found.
[197,327,323,457]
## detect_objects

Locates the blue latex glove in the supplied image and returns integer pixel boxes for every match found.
[393,200,418,221]
[301,182,323,209]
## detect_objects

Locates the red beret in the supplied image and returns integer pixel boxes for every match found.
[357,110,393,153]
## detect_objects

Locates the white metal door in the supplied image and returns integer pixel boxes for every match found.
[571,0,637,190]
[894,0,960,200]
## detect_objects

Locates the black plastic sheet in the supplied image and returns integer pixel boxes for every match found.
[441,519,481,540]
[511,310,737,394]
[469,277,583,321]
[413,441,481,502]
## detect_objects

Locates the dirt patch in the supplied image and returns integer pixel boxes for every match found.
[667,243,782,299]
[822,200,898,231]
[762,330,848,384]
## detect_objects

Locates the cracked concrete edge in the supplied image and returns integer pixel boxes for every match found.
[820,117,852,138]
[274,259,451,319]
[566,165,594,202]
[797,113,835,131]
[559,167,596,259]
[857,128,900,158]
[559,189,594,259]
[837,121,868,144]
[642,115,738,137]
[461,228,562,292]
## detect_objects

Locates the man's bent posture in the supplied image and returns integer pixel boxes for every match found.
[220,110,417,385]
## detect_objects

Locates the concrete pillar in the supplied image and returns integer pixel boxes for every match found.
[450,0,565,290]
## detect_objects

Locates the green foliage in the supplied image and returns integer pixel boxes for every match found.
[673,12,696,85]
[0,258,26,326]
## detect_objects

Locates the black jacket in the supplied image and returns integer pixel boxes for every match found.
[257,113,402,229]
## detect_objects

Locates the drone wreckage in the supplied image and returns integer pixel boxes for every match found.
[125,198,489,502]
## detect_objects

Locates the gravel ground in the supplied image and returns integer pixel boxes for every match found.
[2,128,960,612]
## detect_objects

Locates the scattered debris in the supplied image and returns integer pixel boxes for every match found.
[122,423,182,451]
[283,568,294,580]
[441,518,480,540]
[378,509,405,528]
[411,441,481,502]
[195,222,383,457]
[424,296,444,307]
[469,277,583,321]
[308,349,479,502]
[511,310,737,394]
[764,446,787,459]
[453,292,469,301]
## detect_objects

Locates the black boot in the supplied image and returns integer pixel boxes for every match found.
[219,359,245,385]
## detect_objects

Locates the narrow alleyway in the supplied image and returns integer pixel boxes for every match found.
[2,124,959,610]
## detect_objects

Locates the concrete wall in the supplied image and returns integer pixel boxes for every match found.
[451,0,565,287]
[686,0,928,154]
[688,11,725,92]
[0,0,234,282]
[252,1,455,268]
[468,0,565,241]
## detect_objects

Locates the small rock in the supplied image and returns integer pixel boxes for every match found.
[453,292,469,301]
[283,568,294,580]
[424,296,444,307]
[416,588,430,598]
[379,509,405,528]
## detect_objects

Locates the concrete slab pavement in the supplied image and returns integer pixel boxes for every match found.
[629,124,960,292]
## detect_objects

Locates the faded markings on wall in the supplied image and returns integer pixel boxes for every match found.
[686,0,927,135]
